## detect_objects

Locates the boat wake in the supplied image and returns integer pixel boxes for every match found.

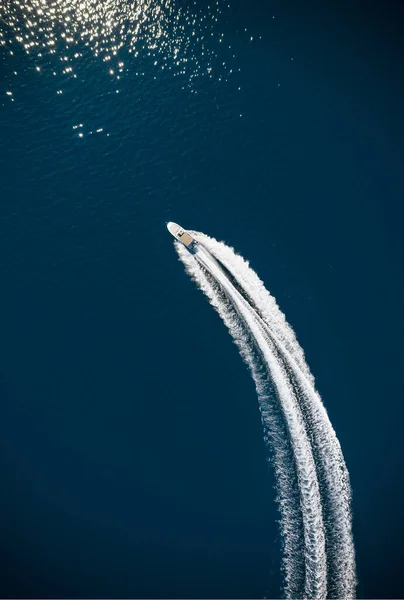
[173,232,356,599]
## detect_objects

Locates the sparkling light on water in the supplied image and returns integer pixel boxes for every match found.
[0,0,237,84]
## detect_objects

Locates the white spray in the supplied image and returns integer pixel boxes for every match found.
[173,233,356,599]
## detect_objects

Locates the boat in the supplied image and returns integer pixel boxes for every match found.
[166,222,199,252]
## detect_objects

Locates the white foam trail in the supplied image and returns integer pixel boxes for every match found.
[173,235,356,599]
[176,243,327,599]
[191,234,357,599]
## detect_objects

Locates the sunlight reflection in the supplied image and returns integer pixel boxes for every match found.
[0,0,235,85]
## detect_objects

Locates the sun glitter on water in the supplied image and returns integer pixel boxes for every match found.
[0,0,237,85]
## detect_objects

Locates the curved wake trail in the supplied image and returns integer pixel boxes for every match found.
[173,233,356,599]
[193,233,356,599]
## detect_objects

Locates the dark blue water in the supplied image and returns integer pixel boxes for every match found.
[1,0,403,597]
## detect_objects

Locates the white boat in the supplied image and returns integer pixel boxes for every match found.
[166,222,199,252]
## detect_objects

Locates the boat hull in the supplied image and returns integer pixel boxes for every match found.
[167,222,199,252]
